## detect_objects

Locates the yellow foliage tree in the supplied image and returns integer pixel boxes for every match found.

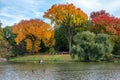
[13,19,55,54]
[44,3,88,54]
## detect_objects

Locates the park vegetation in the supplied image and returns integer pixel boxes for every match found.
[0,3,120,62]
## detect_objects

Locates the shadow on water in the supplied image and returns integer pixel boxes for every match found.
[0,62,120,80]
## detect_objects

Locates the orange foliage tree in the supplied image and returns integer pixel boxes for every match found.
[44,3,88,54]
[12,19,55,54]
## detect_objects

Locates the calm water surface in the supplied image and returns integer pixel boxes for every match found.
[0,62,120,80]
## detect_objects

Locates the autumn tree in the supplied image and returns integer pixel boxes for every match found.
[90,10,120,55]
[13,19,55,54]
[44,3,88,54]
[90,10,109,19]
[90,10,120,35]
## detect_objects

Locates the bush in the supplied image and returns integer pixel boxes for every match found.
[71,31,113,62]
[11,41,27,56]
[0,46,14,58]
[0,51,14,59]
[49,47,56,55]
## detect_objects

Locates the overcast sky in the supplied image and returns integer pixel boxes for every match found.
[0,0,120,27]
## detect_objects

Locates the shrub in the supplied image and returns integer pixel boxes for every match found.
[49,47,56,55]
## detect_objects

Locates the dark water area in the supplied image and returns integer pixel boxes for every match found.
[0,62,120,80]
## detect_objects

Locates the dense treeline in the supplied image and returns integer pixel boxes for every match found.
[0,3,120,62]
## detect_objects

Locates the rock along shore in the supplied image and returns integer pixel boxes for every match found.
[0,58,7,62]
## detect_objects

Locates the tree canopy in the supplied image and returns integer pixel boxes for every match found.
[44,3,88,54]
[12,19,55,54]
[71,31,113,61]
[44,3,88,27]
[90,10,120,35]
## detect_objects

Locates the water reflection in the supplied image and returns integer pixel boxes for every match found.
[0,62,120,80]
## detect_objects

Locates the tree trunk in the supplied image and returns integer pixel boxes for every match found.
[86,56,90,62]
[68,37,72,54]
[31,42,35,54]
[64,26,74,54]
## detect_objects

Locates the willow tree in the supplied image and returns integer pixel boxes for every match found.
[13,19,55,54]
[44,3,88,54]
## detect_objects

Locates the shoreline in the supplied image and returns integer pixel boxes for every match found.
[8,54,76,63]
[7,54,120,63]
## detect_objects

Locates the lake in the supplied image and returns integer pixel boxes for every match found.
[0,62,120,80]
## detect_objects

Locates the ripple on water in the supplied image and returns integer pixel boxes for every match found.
[0,62,120,80]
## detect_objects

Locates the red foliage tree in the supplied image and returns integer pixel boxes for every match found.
[90,10,120,36]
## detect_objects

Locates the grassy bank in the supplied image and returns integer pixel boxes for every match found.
[9,54,120,63]
[9,54,77,63]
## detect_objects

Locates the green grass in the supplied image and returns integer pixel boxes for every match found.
[9,54,77,63]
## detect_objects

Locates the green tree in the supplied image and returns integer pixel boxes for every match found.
[55,26,68,51]
[0,25,13,58]
[71,31,113,61]
[3,26,16,45]
[3,26,27,56]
